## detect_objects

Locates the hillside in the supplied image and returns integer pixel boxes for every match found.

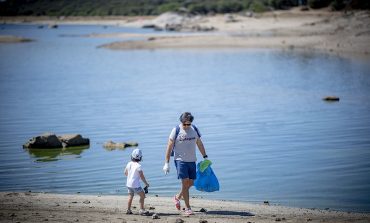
[0,0,369,16]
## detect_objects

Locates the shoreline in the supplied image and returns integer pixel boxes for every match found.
[1,192,370,223]
[2,9,369,60]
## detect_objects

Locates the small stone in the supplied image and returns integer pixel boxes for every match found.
[10,213,16,217]
[307,218,312,222]
[275,218,281,221]
[199,220,208,223]
[72,201,77,203]
[264,201,270,205]
[175,218,184,223]
[149,206,155,210]
[199,208,207,212]
[152,213,160,219]
[155,194,159,197]
[83,200,90,204]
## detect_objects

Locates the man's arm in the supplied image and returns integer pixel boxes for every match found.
[165,139,174,163]
[196,138,207,158]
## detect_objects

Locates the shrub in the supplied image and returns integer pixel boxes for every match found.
[330,0,345,10]
[308,0,331,9]
[250,1,268,12]
[158,2,181,14]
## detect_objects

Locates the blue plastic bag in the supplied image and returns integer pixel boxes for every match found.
[194,161,220,192]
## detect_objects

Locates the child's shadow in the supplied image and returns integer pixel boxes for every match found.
[150,212,179,217]
[205,210,255,217]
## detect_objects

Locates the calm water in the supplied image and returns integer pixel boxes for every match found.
[1,24,370,212]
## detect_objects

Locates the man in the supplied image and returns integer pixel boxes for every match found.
[163,112,208,215]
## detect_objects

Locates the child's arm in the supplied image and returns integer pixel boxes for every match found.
[124,168,128,176]
[139,170,149,187]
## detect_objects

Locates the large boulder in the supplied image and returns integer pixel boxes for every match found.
[58,134,90,147]
[23,132,63,149]
[23,133,90,149]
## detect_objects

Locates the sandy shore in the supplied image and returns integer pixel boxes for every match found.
[1,192,369,223]
[98,9,370,60]
[1,9,370,60]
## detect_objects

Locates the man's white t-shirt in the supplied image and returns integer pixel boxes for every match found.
[169,125,201,162]
[125,161,142,188]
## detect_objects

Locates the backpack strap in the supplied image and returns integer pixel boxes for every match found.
[192,124,201,138]
[171,124,201,157]
[170,125,180,157]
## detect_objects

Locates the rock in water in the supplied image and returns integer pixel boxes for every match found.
[23,132,63,149]
[323,96,340,101]
[103,140,138,150]
[58,134,90,147]
[23,133,90,149]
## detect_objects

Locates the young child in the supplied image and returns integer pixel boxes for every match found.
[124,148,150,215]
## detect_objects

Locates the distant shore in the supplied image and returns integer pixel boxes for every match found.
[1,8,370,60]
[1,192,369,223]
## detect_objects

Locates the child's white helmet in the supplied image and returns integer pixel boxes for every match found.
[131,148,142,160]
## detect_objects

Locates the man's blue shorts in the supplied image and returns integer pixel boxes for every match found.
[174,160,196,180]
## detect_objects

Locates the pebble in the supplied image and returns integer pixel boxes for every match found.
[264,201,270,205]
[199,220,208,223]
[149,206,155,210]
[83,200,90,204]
[152,213,160,219]
[175,218,185,223]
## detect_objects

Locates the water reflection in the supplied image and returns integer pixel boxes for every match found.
[26,146,89,162]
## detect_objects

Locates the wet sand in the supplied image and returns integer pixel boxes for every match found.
[1,192,369,223]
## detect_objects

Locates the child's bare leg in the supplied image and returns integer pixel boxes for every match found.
[127,194,134,210]
[138,191,145,210]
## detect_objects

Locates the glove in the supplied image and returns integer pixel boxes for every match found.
[163,162,170,175]
[199,159,212,172]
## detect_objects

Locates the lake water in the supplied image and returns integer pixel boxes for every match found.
[0,24,370,212]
